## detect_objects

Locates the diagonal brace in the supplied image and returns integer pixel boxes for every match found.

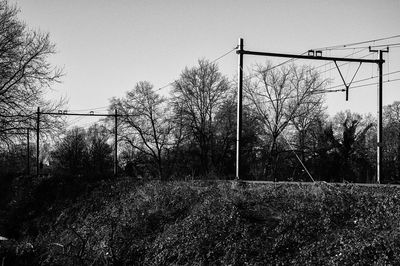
[333,61,362,101]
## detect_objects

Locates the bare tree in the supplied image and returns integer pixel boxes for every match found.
[384,101,400,125]
[172,59,230,175]
[110,81,171,179]
[382,102,400,182]
[50,127,88,176]
[0,1,64,148]
[244,62,327,179]
[290,93,326,162]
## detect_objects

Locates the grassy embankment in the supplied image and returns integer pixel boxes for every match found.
[1,176,400,265]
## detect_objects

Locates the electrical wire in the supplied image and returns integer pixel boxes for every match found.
[15,35,400,119]
[68,116,85,124]
[323,70,400,91]
[348,78,400,90]
[237,35,397,85]
[237,51,309,85]
[313,48,370,73]
[312,45,395,89]
[68,106,110,112]
[313,34,400,51]
[155,46,238,92]
[66,118,101,129]
[320,42,400,51]
[240,35,398,82]
[314,77,400,94]
[241,46,371,84]
[317,53,374,76]
[282,134,315,182]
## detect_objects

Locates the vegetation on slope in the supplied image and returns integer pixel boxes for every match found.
[1,177,400,265]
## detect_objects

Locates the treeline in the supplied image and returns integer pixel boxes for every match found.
[3,60,399,183]
[103,60,399,183]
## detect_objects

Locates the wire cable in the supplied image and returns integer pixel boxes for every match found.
[314,77,400,94]
[237,51,309,85]
[281,134,315,182]
[313,34,400,51]
[348,78,400,90]
[323,70,400,91]
[313,48,370,72]
[317,52,373,76]
[68,106,110,112]
[155,46,238,92]
[319,42,400,51]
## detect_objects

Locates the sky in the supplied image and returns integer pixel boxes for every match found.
[10,0,400,126]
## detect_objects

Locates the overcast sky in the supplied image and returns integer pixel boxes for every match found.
[11,0,400,124]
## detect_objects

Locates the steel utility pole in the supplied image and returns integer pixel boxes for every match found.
[377,50,384,184]
[236,38,243,180]
[36,107,40,178]
[236,39,385,183]
[369,47,389,184]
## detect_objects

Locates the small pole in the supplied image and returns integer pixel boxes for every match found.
[114,109,118,177]
[36,107,40,178]
[236,38,243,180]
[27,128,30,175]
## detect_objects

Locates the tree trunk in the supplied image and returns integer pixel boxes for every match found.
[266,136,278,181]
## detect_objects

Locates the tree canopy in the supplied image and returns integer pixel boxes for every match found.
[0,1,64,148]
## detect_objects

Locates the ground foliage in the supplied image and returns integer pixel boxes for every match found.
[2,177,400,265]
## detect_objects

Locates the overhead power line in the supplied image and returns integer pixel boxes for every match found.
[236,51,309,85]
[348,78,400,90]
[68,105,110,112]
[324,70,400,91]
[313,48,369,71]
[316,52,375,76]
[314,77,400,94]
[313,34,400,51]
[322,42,400,51]
[157,35,399,93]
[236,36,397,86]
[155,46,238,92]
[241,50,374,85]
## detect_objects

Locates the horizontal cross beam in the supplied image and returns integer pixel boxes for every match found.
[40,112,115,117]
[237,50,383,64]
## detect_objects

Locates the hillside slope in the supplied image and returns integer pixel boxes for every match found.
[1,178,400,265]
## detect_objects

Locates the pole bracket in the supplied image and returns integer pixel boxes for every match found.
[333,60,362,101]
